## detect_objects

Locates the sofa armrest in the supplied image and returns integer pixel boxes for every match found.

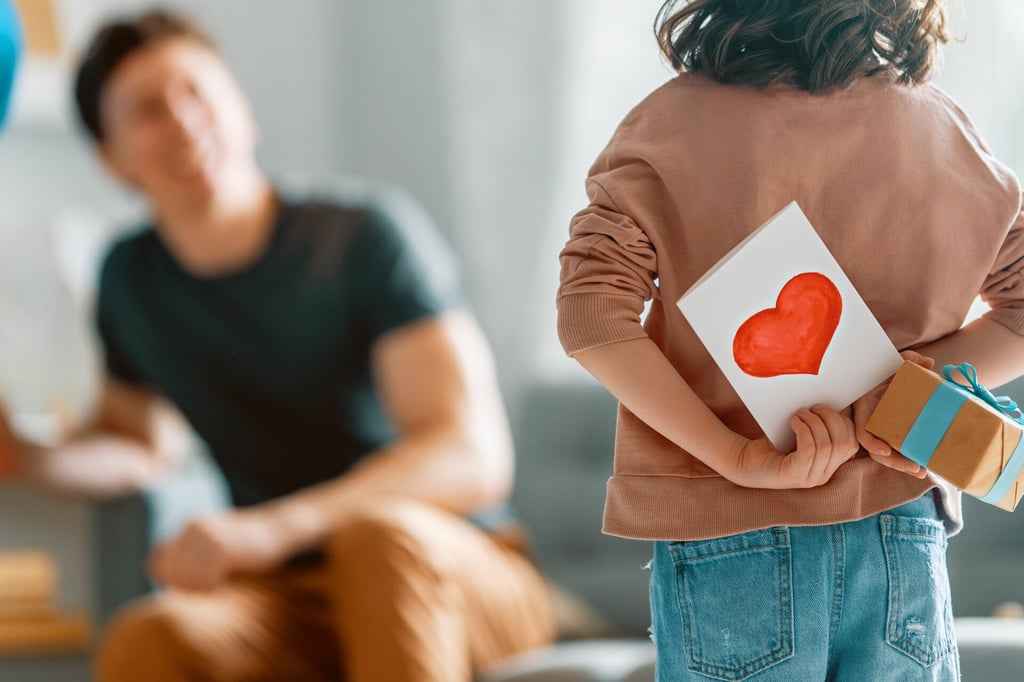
[92,454,228,625]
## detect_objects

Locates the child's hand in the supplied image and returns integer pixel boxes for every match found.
[851,350,932,480]
[728,405,858,489]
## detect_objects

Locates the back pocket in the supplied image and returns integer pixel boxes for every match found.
[880,513,956,667]
[670,528,794,681]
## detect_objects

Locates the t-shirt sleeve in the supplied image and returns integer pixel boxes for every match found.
[349,192,464,342]
[982,195,1024,335]
[95,243,145,385]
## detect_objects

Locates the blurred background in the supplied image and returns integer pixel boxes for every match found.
[0,0,1023,668]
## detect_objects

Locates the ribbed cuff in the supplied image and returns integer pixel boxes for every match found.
[983,307,1024,336]
[556,292,648,356]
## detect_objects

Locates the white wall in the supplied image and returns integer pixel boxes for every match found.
[937,0,1024,174]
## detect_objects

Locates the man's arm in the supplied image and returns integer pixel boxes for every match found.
[265,310,513,555]
[146,310,514,591]
[11,376,191,499]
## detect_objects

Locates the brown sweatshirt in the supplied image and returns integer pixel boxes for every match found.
[557,72,1024,541]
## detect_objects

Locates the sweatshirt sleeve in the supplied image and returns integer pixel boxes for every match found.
[982,196,1024,334]
[556,172,659,357]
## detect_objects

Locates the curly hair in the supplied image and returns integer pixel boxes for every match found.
[655,0,950,93]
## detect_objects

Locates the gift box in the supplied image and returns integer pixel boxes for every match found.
[866,361,1024,511]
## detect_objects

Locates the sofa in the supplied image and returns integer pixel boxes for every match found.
[4,378,1024,681]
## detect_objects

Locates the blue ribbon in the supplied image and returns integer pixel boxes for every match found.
[980,438,1024,505]
[942,363,1024,425]
[901,386,967,469]
[899,363,1024,506]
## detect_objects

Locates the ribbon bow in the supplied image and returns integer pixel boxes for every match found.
[943,363,1024,424]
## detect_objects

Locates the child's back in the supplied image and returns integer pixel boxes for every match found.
[558,70,1021,541]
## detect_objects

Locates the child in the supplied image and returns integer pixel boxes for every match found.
[556,1,1024,679]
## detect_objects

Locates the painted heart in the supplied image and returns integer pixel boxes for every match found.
[733,272,842,378]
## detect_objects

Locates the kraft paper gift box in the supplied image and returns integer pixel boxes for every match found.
[866,361,1024,511]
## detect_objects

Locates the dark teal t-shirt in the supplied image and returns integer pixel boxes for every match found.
[96,193,462,507]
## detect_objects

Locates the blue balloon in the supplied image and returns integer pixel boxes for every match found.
[0,0,23,130]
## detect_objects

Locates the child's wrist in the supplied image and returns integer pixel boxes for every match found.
[699,426,748,481]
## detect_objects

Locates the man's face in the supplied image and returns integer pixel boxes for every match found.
[98,37,257,206]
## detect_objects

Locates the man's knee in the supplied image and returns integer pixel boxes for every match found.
[94,600,188,682]
[324,499,460,584]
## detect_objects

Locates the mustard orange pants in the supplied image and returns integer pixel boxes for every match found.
[94,499,556,682]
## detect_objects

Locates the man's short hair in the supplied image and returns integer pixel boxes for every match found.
[73,10,216,143]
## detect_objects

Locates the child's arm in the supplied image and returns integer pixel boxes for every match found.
[560,164,858,489]
[939,202,1024,388]
[914,317,1024,389]
[853,320,1024,462]
[855,201,1024,463]
[575,337,860,489]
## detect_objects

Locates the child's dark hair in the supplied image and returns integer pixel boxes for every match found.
[655,0,949,93]
[74,10,217,143]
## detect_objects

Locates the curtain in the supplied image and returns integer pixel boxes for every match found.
[436,0,668,407]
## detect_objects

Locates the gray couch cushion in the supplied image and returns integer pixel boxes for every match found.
[512,381,652,636]
[948,496,1024,617]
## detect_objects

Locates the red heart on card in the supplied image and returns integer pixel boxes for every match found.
[733,272,842,378]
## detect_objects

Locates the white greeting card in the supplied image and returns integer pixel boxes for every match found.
[677,202,902,451]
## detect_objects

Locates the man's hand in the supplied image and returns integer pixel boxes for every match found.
[728,405,859,489]
[148,508,292,591]
[850,350,933,480]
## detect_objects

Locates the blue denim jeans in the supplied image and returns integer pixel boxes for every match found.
[649,492,959,681]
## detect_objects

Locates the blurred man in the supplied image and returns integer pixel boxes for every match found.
[4,10,553,682]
